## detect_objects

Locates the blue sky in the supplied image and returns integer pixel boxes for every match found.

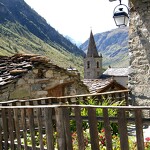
[24,0,128,43]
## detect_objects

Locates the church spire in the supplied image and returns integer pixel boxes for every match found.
[84,30,102,79]
[86,30,99,57]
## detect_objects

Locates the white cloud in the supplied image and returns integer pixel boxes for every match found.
[24,0,128,43]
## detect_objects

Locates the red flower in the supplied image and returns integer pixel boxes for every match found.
[145,137,150,142]
[99,135,103,139]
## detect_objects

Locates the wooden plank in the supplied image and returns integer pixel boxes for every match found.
[29,101,34,105]
[44,107,54,150]
[8,109,15,150]
[37,108,44,150]
[27,108,36,150]
[118,109,129,150]
[63,108,73,150]
[124,92,129,105]
[103,108,112,150]
[88,107,99,150]
[14,109,21,150]
[118,92,122,101]
[55,108,66,150]
[0,110,3,150]
[74,107,85,150]
[2,109,9,150]
[135,109,144,150]
[21,108,28,150]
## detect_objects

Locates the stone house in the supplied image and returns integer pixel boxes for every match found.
[0,54,88,101]
[83,78,127,94]
[102,67,129,88]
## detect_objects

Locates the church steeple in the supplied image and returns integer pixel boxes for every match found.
[87,30,99,57]
[84,30,102,79]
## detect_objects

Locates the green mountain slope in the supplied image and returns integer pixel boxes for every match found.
[0,0,85,74]
[80,27,129,68]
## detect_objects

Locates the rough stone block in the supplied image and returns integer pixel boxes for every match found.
[9,87,30,99]
[45,70,53,78]
[31,84,42,91]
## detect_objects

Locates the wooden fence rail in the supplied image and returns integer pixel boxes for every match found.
[0,90,129,106]
[0,105,149,150]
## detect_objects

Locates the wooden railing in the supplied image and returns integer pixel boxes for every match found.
[0,105,149,150]
[0,90,129,106]
[0,90,134,150]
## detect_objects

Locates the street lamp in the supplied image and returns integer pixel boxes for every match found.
[113,0,129,27]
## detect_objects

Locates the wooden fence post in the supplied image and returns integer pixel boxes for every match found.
[135,109,144,150]
[36,108,44,150]
[27,108,36,150]
[74,107,85,150]
[0,110,3,150]
[55,107,66,150]
[21,108,28,150]
[44,107,54,150]
[14,109,21,150]
[103,108,112,150]
[2,109,9,150]
[118,109,129,150]
[8,109,15,150]
[63,107,73,150]
[88,107,99,150]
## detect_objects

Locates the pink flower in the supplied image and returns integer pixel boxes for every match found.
[145,137,150,142]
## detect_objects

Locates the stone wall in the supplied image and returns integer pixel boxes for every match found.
[129,0,150,106]
[0,67,88,101]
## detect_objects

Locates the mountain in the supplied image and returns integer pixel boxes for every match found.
[80,27,129,68]
[65,35,82,47]
[0,0,85,73]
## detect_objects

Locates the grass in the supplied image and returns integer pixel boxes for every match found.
[0,22,84,76]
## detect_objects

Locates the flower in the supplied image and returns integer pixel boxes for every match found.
[145,137,150,142]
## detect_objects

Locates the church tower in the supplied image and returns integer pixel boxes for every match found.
[84,30,102,79]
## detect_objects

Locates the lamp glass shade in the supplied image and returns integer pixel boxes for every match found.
[113,15,129,27]
[113,9,129,27]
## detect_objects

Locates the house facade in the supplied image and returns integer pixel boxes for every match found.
[0,54,88,101]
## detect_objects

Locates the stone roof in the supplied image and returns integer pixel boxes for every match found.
[83,78,127,94]
[0,54,76,87]
[102,68,129,77]
[86,30,100,58]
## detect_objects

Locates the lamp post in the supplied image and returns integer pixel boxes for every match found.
[113,0,129,27]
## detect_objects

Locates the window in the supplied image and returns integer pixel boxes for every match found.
[97,61,99,68]
[87,61,90,68]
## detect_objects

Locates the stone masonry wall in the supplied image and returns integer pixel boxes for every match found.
[129,0,150,108]
[0,68,88,101]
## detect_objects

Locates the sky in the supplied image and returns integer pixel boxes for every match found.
[24,0,128,43]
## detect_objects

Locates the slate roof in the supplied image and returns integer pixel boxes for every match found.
[0,54,74,88]
[83,78,126,94]
[102,68,129,77]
